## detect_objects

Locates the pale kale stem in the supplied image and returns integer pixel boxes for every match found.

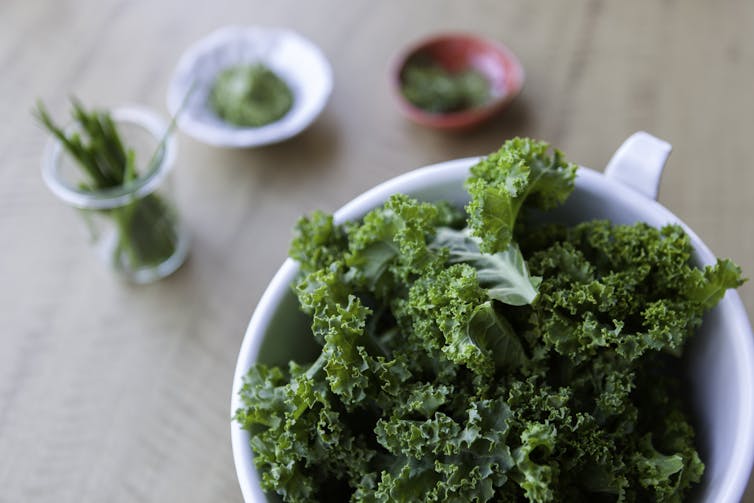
[305,351,328,380]
[364,304,392,358]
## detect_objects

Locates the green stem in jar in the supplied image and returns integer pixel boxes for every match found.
[34,99,181,273]
[110,193,180,268]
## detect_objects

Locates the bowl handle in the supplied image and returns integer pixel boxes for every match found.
[604,131,672,201]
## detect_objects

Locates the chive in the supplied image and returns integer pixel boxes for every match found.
[34,98,184,275]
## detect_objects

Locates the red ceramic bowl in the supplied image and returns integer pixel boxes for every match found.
[390,33,524,130]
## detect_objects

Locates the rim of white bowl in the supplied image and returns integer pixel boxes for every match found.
[230,158,754,503]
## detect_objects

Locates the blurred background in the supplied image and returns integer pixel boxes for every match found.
[1,0,752,501]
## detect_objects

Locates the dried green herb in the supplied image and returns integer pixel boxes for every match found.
[209,63,293,127]
[401,57,490,113]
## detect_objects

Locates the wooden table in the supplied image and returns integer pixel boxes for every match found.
[2,0,753,501]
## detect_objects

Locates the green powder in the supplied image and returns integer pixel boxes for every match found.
[209,63,293,127]
[401,58,490,114]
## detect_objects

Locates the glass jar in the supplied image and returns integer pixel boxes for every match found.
[42,106,189,284]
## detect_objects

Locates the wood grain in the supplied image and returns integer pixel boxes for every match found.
[1,0,752,501]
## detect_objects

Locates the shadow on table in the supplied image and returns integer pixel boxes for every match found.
[394,95,536,164]
[217,110,341,184]
[441,95,536,155]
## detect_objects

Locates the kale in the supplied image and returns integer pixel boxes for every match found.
[236,138,743,502]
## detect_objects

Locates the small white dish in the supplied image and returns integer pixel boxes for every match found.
[167,26,333,148]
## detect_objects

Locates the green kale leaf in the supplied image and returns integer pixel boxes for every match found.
[465,137,577,254]
[394,263,527,378]
[431,226,541,306]
[236,138,742,503]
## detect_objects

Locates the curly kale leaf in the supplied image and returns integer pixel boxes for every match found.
[511,422,559,503]
[235,363,377,502]
[237,138,743,503]
[465,137,577,254]
[295,264,381,406]
[394,263,528,378]
[373,397,515,502]
[632,434,690,502]
[431,226,541,306]
[290,210,349,275]
[525,221,744,363]
[684,258,745,309]
[345,194,463,299]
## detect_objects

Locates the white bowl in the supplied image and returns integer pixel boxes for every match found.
[167,26,332,148]
[230,133,754,502]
